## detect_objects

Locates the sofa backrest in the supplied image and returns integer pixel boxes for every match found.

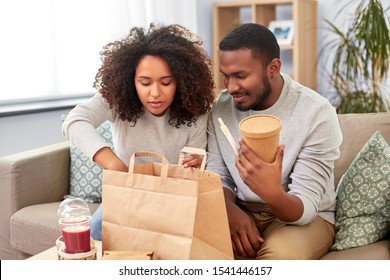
[335,112,390,187]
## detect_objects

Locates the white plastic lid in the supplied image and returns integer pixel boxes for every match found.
[58,197,91,224]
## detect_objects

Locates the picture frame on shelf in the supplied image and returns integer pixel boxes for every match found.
[268,20,295,46]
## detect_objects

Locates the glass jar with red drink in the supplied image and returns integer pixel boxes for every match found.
[58,197,92,254]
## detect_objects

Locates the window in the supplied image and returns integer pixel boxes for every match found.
[0,0,197,110]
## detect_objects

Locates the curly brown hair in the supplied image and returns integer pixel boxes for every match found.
[93,23,215,128]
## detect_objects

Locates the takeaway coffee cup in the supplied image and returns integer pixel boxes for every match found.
[239,114,282,163]
[58,198,92,254]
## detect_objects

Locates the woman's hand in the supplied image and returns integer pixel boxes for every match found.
[180,154,204,169]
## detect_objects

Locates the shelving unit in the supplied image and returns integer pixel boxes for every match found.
[212,0,318,91]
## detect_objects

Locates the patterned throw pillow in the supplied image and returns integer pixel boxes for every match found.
[63,118,114,203]
[332,131,390,250]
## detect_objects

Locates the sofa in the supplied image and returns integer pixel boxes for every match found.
[0,141,100,260]
[0,113,389,260]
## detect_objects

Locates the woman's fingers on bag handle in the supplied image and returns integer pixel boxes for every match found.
[180,154,203,168]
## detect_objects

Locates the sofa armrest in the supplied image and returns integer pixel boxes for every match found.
[0,141,70,259]
[0,141,70,212]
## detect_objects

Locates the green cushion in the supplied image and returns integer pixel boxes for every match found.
[332,131,390,250]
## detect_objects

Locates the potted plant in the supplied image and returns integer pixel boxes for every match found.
[321,0,390,113]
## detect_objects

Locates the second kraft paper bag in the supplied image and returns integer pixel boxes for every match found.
[101,148,233,260]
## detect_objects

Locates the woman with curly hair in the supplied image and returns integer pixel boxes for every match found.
[62,23,215,240]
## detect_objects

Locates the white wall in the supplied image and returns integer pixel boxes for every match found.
[1,0,389,157]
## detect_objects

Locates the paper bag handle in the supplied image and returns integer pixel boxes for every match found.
[129,151,169,177]
[178,147,207,171]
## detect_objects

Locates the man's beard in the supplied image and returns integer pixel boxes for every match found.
[235,75,272,111]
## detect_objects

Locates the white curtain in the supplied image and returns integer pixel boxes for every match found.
[127,0,197,30]
[0,0,197,103]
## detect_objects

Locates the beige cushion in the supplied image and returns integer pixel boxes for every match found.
[321,239,390,260]
[10,202,100,256]
[335,113,390,186]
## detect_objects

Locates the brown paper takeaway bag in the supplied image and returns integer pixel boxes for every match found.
[101,148,233,260]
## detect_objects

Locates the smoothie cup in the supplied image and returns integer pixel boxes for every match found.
[58,198,92,254]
